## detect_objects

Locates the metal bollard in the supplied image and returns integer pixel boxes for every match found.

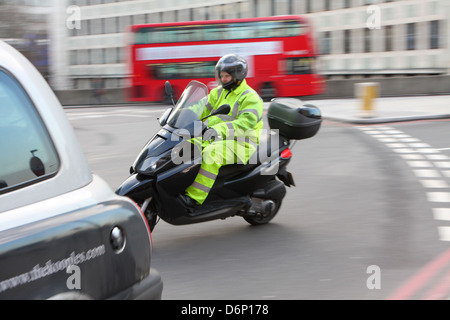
[355,82,379,118]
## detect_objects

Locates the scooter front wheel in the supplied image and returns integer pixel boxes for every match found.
[139,200,158,232]
[243,199,282,226]
[145,210,158,232]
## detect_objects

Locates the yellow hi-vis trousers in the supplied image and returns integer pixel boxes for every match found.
[185,139,255,205]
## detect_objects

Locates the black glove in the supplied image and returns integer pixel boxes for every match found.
[203,128,218,142]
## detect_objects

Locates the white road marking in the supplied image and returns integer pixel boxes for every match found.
[416,148,439,154]
[437,227,450,242]
[407,161,433,168]
[392,148,417,153]
[373,135,393,138]
[358,125,450,242]
[435,162,450,169]
[427,192,450,203]
[426,154,450,161]
[390,134,411,138]
[400,154,425,160]
[387,143,408,148]
[420,180,450,188]
[377,138,398,143]
[433,208,450,221]
[408,143,432,148]
[400,138,421,142]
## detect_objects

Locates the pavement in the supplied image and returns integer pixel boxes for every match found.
[65,94,450,125]
[304,95,450,124]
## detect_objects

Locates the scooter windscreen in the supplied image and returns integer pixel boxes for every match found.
[133,81,210,175]
[166,81,209,130]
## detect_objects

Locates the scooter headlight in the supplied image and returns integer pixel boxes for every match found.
[135,149,173,175]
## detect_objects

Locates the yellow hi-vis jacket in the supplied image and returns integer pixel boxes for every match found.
[201,79,264,163]
[185,80,264,204]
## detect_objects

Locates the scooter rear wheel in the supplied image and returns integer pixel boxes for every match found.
[243,199,282,226]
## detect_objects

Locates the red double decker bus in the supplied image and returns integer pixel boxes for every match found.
[127,15,325,102]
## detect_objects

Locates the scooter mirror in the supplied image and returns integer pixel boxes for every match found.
[213,104,231,116]
[165,81,175,106]
[165,81,173,97]
[201,104,231,121]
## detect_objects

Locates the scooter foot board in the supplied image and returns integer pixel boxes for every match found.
[170,199,250,225]
[189,197,251,217]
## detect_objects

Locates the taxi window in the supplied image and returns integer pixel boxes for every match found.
[0,69,60,194]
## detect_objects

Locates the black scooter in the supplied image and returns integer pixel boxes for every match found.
[117,80,321,231]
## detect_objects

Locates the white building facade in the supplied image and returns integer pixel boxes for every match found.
[47,0,450,91]
[306,0,450,79]
[50,0,251,90]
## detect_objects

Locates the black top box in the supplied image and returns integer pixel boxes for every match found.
[267,98,322,140]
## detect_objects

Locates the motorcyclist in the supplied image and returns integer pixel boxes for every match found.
[178,54,264,209]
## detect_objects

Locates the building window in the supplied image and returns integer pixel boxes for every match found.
[70,50,78,65]
[430,20,439,49]
[385,25,393,52]
[344,30,351,54]
[406,23,416,50]
[320,31,331,55]
[364,28,371,53]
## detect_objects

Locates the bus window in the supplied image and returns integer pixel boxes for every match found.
[165,28,177,43]
[136,28,151,44]
[229,23,250,40]
[151,28,164,43]
[204,25,217,41]
[204,25,226,41]
[134,19,306,44]
[272,21,287,38]
[257,21,277,38]
[218,25,229,40]
[165,65,178,79]
[241,22,257,39]
[191,27,204,42]
[177,28,192,42]
[150,61,217,80]
[285,21,303,37]
[135,30,144,44]
[286,57,315,75]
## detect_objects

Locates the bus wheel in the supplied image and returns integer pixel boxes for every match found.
[260,83,276,102]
